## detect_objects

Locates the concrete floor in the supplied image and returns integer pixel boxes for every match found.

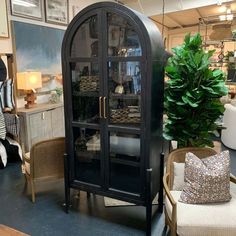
[0,143,235,236]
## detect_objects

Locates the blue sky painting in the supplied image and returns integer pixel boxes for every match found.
[13,21,65,92]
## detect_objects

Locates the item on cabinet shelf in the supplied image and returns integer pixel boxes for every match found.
[91,40,98,57]
[79,76,99,92]
[110,135,140,157]
[114,84,124,94]
[86,134,100,151]
[89,16,98,39]
[110,106,141,123]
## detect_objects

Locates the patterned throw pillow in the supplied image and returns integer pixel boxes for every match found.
[0,79,15,111]
[179,151,231,204]
[0,112,6,140]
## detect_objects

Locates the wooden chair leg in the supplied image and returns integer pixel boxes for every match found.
[30,179,35,203]
[165,215,168,226]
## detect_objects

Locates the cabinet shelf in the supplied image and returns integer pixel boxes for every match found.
[110,157,140,167]
[110,93,140,100]
[73,91,99,97]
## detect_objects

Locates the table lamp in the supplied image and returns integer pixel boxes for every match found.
[17,71,42,109]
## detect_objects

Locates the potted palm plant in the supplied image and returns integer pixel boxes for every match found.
[164,33,228,148]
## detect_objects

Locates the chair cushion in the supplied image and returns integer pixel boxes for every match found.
[179,151,231,204]
[173,162,185,190]
[165,183,236,236]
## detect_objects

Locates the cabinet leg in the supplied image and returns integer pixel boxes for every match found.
[146,202,152,236]
[158,152,164,213]
[146,168,152,236]
[64,153,70,213]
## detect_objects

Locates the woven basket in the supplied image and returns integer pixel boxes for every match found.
[79,76,99,92]
[110,108,140,124]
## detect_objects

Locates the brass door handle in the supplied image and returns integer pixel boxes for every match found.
[103,97,107,119]
[99,96,102,118]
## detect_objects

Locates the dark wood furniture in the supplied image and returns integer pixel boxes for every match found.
[61,2,166,235]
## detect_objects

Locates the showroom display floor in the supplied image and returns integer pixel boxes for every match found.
[0,144,235,236]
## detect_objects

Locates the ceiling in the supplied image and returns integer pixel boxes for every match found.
[151,1,236,29]
[118,0,236,29]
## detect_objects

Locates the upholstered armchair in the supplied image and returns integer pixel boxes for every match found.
[22,137,65,202]
[163,147,236,236]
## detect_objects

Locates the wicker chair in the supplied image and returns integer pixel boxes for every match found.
[163,147,236,236]
[22,137,65,202]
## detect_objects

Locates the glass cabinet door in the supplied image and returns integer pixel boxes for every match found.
[71,15,99,58]
[107,13,142,128]
[71,62,101,123]
[73,127,102,185]
[70,14,101,124]
[107,13,142,57]
[108,131,141,194]
[108,61,141,127]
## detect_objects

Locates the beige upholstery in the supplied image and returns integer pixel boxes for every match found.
[166,184,236,236]
[221,104,236,150]
[22,137,65,202]
[163,147,236,236]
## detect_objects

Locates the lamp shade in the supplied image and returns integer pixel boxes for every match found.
[17,71,42,90]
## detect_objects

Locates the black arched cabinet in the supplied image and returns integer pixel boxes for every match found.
[62,2,166,234]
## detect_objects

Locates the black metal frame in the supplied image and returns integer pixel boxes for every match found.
[62,2,166,235]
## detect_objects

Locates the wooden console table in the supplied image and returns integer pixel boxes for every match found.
[17,103,65,152]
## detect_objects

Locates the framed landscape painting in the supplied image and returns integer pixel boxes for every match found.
[45,0,69,25]
[12,21,64,94]
[0,0,9,38]
[10,0,43,20]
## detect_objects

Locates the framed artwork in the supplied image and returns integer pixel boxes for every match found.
[45,0,69,25]
[0,0,9,38]
[12,21,64,94]
[10,0,43,20]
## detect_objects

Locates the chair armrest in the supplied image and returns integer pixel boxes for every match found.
[163,173,177,206]
[230,174,236,184]
[23,152,30,163]
[163,173,177,227]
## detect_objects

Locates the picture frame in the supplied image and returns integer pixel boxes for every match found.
[10,0,43,21]
[0,0,9,38]
[45,0,69,25]
[12,21,64,95]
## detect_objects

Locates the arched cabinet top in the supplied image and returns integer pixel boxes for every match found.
[62,1,165,62]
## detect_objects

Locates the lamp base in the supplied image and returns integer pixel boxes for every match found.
[24,91,37,109]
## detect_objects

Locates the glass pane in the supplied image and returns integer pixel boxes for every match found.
[71,15,98,57]
[107,13,142,57]
[71,62,100,123]
[74,128,101,185]
[108,61,141,127]
[109,132,141,194]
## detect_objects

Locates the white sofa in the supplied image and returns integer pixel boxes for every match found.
[221,103,236,150]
